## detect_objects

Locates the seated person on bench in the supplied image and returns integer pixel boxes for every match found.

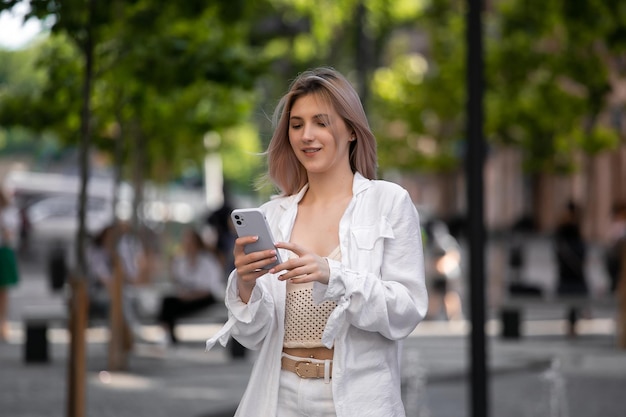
[157,227,225,345]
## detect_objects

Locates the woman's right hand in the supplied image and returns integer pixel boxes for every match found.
[233,235,278,303]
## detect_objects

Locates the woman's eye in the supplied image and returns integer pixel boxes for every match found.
[290,124,302,129]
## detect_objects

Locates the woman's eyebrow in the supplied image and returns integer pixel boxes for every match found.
[289,113,331,120]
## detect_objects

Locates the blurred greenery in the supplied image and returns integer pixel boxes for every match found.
[0,0,624,193]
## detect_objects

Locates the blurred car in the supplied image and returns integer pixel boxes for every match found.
[419,210,463,320]
[26,194,114,252]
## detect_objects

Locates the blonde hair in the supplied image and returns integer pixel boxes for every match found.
[264,67,377,195]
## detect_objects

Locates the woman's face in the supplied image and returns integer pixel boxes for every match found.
[288,93,354,177]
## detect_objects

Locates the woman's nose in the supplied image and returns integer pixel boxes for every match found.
[301,123,314,141]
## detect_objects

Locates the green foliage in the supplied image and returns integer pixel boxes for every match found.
[487,0,625,173]
[0,37,76,154]
[2,0,624,186]
[220,123,264,190]
[370,0,465,173]
[0,0,270,188]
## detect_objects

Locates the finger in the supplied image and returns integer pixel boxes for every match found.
[276,264,312,281]
[236,253,278,273]
[239,269,266,282]
[277,257,330,285]
[275,241,306,257]
[234,236,260,254]
[269,255,305,276]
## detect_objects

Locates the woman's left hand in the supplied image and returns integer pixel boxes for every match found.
[271,242,331,285]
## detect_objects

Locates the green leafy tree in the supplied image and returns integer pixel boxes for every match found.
[369,0,464,173]
[0,1,271,196]
[487,0,625,174]
[0,43,51,156]
[368,0,625,177]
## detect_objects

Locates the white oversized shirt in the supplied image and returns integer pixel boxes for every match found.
[206,173,428,417]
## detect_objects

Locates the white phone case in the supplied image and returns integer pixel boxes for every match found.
[231,208,282,270]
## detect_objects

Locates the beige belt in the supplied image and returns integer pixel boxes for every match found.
[282,346,334,360]
[281,355,333,379]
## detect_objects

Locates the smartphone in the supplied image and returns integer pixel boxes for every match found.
[231,208,282,270]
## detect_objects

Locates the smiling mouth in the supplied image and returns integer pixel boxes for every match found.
[303,148,321,153]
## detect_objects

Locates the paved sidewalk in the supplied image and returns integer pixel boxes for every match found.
[2,319,626,417]
[3,237,626,417]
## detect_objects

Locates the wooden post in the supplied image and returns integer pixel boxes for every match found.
[107,254,129,370]
[617,244,626,349]
[66,277,88,417]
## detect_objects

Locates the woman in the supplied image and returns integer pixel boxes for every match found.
[0,188,19,341]
[158,227,225,344]
[206,67,427,416]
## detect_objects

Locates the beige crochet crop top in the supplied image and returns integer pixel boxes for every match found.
[283,246,341,349]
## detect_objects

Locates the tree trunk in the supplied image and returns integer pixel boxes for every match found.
[66,278,88,417]
[130,120,145,231]
[108,252,129,370]
[533,172,554,232]
[583,152,612,241]
[617,244,626,349]
[67,1,95,415]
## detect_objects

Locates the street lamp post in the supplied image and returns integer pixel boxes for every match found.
[466,0,488,417]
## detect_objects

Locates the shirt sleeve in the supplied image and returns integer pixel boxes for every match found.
[219,271,278,350]
[315,191,428,345]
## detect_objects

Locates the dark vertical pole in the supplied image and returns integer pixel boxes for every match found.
[466,1,488,417]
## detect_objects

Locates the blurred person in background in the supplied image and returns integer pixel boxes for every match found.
[207,199,248,358]
[115,220,153,338]
[157,227,225,345]
[86,223,118,320]
[605,202,626,294]
[0,188,19,341]
[553,201,589,337]
[86,221,152,347]
[206,184,237,274]
[17,206,31,257]
[423,218,463,321]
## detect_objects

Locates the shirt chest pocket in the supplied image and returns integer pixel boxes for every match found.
[351,218,395,252]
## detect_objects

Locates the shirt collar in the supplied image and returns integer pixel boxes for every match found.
[275,172,372,241]
[278,171,371,211]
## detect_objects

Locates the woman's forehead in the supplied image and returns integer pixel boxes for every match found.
[290,93,335,116]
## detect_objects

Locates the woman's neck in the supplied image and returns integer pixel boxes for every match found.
[304,171,354,206]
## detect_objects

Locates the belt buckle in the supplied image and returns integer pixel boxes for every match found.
[294,360,314,379]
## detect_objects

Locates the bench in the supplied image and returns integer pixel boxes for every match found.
[138,282,247,357]
[498,295,618,339]
[22,304,68,363]
[173,302,229,324]
[20,285,111,364]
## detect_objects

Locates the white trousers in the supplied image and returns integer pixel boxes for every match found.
[277,355,336,417]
